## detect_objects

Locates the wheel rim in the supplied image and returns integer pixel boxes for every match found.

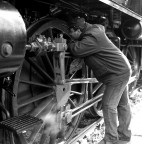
[88,69,104,117]
[122,47,140,96]
[11,19,87,143]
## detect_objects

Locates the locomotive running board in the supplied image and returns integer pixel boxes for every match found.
[99,0,142,21]
[0,114,43,144]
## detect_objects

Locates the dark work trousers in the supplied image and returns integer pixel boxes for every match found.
[102,77,131,143]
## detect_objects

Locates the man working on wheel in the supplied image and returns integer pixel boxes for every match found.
[68,17,132,144]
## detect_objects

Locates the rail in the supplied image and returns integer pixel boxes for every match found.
[67,117,104,144]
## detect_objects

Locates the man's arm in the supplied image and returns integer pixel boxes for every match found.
[69,34,100,57]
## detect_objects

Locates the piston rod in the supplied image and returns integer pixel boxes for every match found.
[64,93,103,124]
[72,93,103,118]
[66,78,98,84]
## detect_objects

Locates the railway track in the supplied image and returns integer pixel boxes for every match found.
[67,117,104,144]
[57,116,104,144]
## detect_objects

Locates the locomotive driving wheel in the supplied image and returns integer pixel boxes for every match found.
[122,46,141,96]
[0,19,105,144]
[8,19,88,144]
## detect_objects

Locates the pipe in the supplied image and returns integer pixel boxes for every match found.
[0,102,10,118]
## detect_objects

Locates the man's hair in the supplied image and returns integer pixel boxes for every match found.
[68,17,86,31]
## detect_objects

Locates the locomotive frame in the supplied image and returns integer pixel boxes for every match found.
[0,0,142,144]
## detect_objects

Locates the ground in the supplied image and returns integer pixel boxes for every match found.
[130,88,142,144]
[75,87,142,144]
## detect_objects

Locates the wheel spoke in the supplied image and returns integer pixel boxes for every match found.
[26,57,54,83]
[92,83,103,95]
[18,90,54,108]
[128,51,133,59]
[30,97,56,117]
[68,98,76,108]
[71,91,83,96]
[19,79,54,88]
[44,54,55,74]
[48,28,54,42]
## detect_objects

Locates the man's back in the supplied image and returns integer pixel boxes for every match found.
[69,23,131,84]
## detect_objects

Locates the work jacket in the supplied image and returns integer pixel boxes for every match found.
[69,23,132,84]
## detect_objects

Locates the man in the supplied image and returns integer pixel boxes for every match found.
[68,17,132,144]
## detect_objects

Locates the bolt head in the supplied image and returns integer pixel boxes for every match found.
[1,42,13,57]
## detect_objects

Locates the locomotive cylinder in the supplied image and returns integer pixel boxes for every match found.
[0,1,26,78]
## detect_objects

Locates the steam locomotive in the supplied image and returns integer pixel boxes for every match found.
[0,0,142,144]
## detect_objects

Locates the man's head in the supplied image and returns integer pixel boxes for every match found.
[69,27,82,40]
[68,17,86,40]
